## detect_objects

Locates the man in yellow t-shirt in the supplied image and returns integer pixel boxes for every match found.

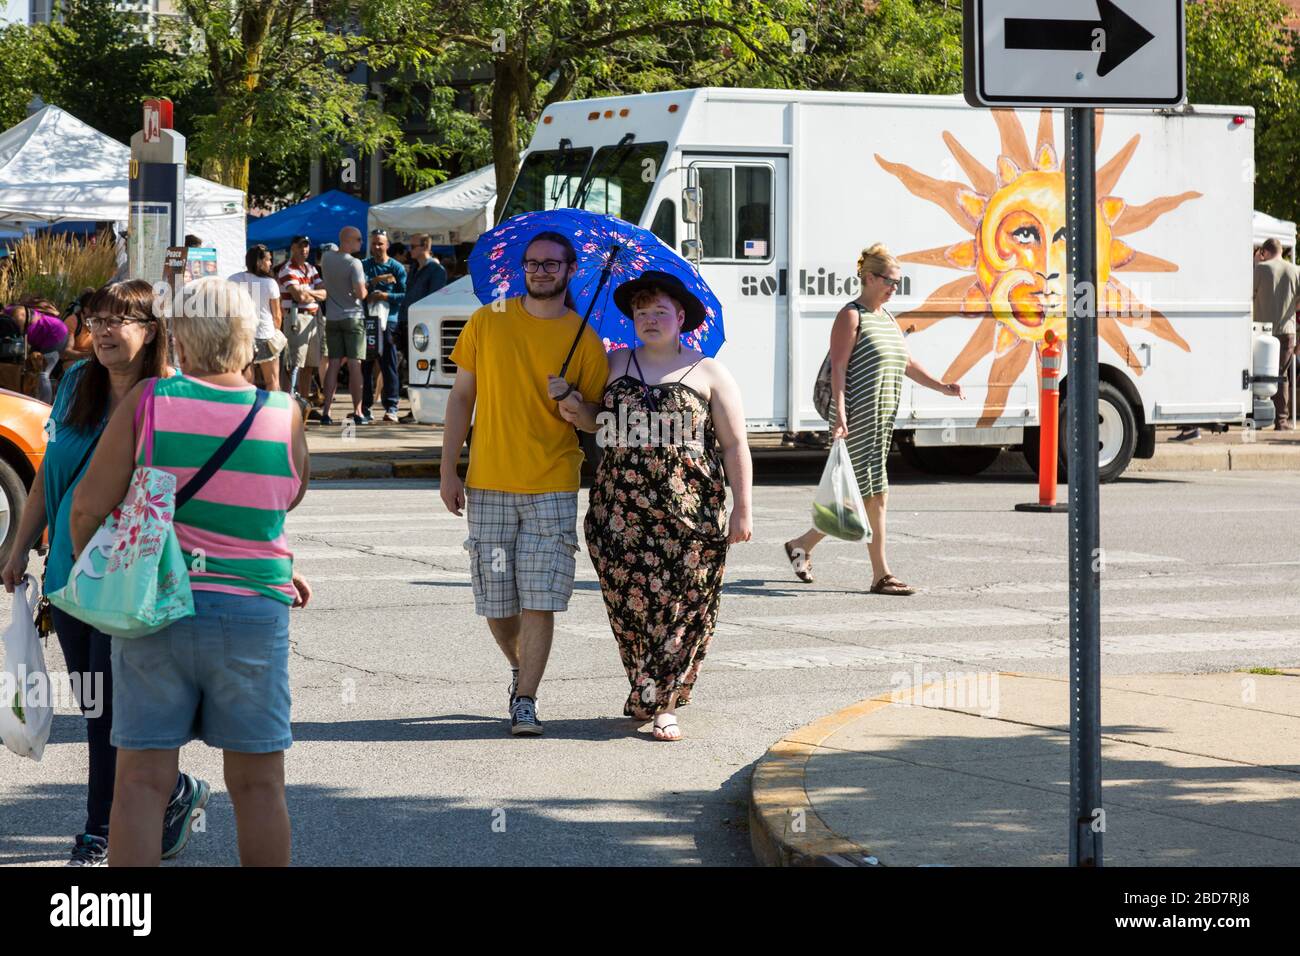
[441,231,609,736]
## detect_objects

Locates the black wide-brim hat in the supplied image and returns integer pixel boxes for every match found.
[613,270,707,333]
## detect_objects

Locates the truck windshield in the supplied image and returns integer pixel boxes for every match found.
[576,141,668,223]
[500,146,593,220]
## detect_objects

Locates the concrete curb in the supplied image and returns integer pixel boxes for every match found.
[310,445,1300,480]
[749,685,942,867]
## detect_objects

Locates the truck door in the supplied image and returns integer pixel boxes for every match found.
[684,155,789,428]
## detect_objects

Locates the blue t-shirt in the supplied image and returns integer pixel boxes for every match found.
[42,361,107,593]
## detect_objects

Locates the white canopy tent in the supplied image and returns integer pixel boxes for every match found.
[0,106,246,276]
[1253,210,1297,261]
[368,164,496,245]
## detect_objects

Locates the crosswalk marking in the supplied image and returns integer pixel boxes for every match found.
[734,597,1300,633]
[708,628,1300,671]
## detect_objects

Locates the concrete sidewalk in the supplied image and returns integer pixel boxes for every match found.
[749,670,1300,866]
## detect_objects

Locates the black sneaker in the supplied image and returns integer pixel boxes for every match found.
[319,414,335,426]
[510,696,543,736]
[161,772,210,860]
[67,833,108,867]
[1171,427,1201,442]
[509,669,519,714]
[353,413,370,426]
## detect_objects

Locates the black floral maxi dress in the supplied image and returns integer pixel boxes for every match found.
[584,374,729,720]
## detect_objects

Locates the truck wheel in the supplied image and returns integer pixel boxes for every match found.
[1023,381,1138,483]
[898,441,1001,476]
[0,456,27,567]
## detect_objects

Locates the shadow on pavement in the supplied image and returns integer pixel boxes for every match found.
[799,722,1300,866]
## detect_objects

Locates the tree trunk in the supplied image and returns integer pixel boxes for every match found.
[490,51,527,224]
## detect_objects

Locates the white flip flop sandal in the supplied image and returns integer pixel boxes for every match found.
[784,541,813,583]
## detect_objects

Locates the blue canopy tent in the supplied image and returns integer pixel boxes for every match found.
[246,190,369,252]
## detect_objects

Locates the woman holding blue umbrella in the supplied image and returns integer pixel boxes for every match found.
[555,271,752,742]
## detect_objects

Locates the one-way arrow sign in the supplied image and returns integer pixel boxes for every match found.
[1005,0,1155,77]
[964,0,1185,108]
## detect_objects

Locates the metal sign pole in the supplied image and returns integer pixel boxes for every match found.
[1065,105,1103,867]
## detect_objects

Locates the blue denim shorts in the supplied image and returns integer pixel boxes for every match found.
[109,590,292,753]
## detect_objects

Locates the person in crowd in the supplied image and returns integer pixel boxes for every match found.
[60,289,97,369]
[388,241,410,271]
[66,276,311,867]
[397,233,448,422]
[94,222,129,282]
[360,229,407,424]
[277,235,327,409]
[559,273,753,741]
[783,243,963,595]
[441,231,609,736]
[2,280,210,867]
[10,297,69,402]
[229,245,286,390]
[1253,237,1300,429]
[318,227,368,426]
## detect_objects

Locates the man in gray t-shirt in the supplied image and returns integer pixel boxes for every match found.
[1253,238,1300,428]
[318,226,368,425]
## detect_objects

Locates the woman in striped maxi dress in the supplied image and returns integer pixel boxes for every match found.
[783,243,964,595]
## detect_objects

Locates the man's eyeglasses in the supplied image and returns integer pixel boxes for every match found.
[873,273,901,291]
[523,259,567,274]
[88,314,152,332]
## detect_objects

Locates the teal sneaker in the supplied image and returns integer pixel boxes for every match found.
[161,773,210,860]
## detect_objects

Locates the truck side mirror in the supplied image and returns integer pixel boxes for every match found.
[680,238,702,263]
[681,187,701,224]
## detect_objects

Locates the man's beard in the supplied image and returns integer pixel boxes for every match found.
[527,277,569,300]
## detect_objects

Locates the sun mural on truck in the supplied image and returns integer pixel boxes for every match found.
[876,109,1200,427]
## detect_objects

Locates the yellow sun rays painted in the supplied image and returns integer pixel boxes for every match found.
[877,109,1199,427]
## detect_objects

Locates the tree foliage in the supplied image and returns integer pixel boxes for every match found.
[1186,0,1300,224]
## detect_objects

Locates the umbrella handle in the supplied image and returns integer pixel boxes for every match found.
[558,244,620,380]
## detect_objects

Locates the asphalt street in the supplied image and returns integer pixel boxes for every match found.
[3,464,1299,866]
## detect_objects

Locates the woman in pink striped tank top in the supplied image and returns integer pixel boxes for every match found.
[71,276,311,867]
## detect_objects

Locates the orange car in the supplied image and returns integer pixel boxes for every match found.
[0,386,50,563]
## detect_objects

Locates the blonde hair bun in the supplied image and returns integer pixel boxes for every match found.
[857,242,898,278]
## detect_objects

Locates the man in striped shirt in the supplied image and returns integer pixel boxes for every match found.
[277,236,327,408]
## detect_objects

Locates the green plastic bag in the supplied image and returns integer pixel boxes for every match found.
[812,438,870,542]
[46,381,195,638]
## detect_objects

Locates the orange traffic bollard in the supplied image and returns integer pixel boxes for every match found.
[1015,329,1068,513]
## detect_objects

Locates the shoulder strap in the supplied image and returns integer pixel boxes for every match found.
[675,358,705,383]
[624,348,635,376]
[175,389,268,511]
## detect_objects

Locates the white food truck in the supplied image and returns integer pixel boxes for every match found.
[406,87,1274,480]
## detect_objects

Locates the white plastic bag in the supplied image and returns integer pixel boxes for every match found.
[812,439,870,542]
[0,574,53,761]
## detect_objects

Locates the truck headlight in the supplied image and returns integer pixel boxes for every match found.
[412,323,429,352]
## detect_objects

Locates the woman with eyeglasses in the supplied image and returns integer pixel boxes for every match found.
[783,243,964,596]
[1,280,209,866]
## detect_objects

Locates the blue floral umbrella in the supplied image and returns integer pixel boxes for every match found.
[468,208,724,376]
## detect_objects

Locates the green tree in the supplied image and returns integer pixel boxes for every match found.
[1185,0,1300,224]
[0,24,54,130]
[409,0,808,220]
[164,0,446,196]
[42,0,191,146]
[791,0,964,95]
